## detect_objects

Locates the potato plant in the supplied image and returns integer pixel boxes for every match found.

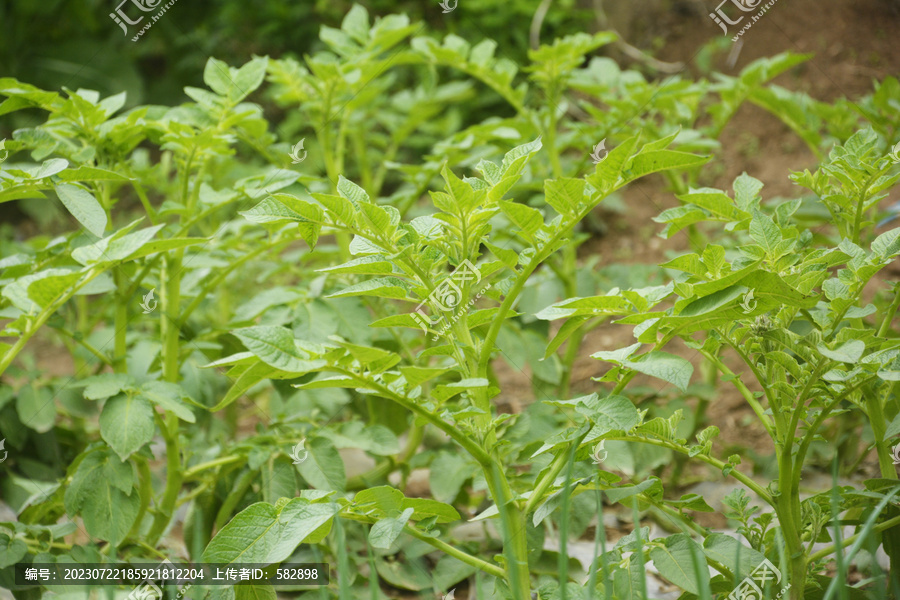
[1,5,900,600]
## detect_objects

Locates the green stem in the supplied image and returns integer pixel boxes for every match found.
[877,284,900,337]
[485,460,531,600]
[523,371,637,516]
[147,413,182,546]
[403,524,507,579]
[127,456,153,541]
[51,326,112,367]
[558,327,585,399]
[160,255,181,382]
[604,434,774,505]
[114,268,128,372]
[808,513,900,563]
[215,469,255,530]
[866,393,898,479]
[343,511,507,579]
[336,370,492,466]
[183,455,245,480]
[700,350,775,439]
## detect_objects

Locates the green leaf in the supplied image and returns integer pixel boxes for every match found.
[499,200,544,236]
[27,270,81,310]
[429,452,474,503]
[233,326,326,373]
[16,384,56,433]
[0,533,27,569]
[139,381,196,422]
[749,210,782,256]
[623,351,694,392]
[63,446,138,546]
[401,497,460,524]
[202,498,338,563]
[342,4,370,43]
[55,183,107,237]
[100,393,155,461]
[318,256,395,275]
[57,166,131,182]
[872,227,900,260]
[588,134,639,192]
[578,395,640,436]
[648,533,708,594]
[703,533,767,581]
[884,414,900,439]
[325,277,410,300]
[369,507,414,549]
[297,437,346,491]
[203,57,234,97]
[625,150,709,182]
[604,478,662,503]
[232,57,269,100]
[354,486,404,514]
[544,178,584,218]
[337,175,370,206]
[83,373,133,400]
[241,194,324,225]
[817,340,865,363]
[235,585,276,600]
[211,362,279,411]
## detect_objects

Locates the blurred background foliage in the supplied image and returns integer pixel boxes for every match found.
[0,0,586,113]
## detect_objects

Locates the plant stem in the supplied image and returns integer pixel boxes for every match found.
[161,253,182,383]
[114,268,128,372]
[51,326,112,367]
[808,513,900,563]
[484,460,531,600]
[866,393,898,479]
[700,350,775,438]
[127,456,153,541]
[183,455,245,480]
[878,284,900,337]
[402,525,507,579]
[147,412,182,545]
[603,434,774,505]
[337,371,493,466]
